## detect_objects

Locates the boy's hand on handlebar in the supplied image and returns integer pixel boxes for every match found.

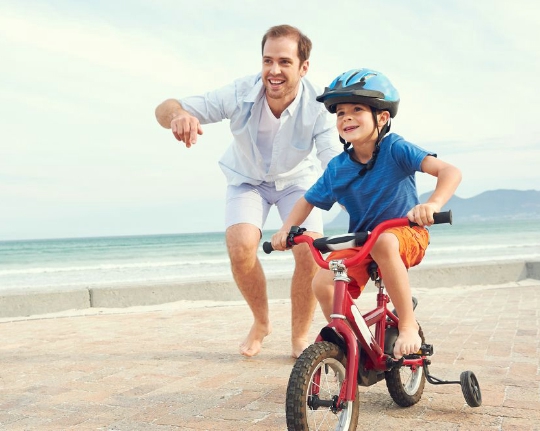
[407,203,440,226]
[270,230,290,251]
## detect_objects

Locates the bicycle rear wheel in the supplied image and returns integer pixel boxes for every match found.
[286,341,359,431]
[384,325,426,407]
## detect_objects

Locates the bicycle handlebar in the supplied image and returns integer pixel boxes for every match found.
[262,210,452,270]
[431,211,452,225]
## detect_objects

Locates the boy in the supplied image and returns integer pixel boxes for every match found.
[270,68,461,359]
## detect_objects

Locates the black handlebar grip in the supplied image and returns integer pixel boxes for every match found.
[262,241,274,254]
[433,210,452,225]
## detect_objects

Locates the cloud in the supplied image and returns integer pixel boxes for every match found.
[0,0,538,239]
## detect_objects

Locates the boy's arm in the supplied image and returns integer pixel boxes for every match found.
[270,197,315,251]
[408,155,462,226]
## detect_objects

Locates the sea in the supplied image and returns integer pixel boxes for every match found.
[1,219,539,292]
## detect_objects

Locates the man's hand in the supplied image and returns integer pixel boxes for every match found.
[171,113,204,148]
[407,202,440,226]
[155,99,204,147]
[270,230,290,251]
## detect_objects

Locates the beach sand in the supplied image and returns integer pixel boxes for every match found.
[0,269,539,429]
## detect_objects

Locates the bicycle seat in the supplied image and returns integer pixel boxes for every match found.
[313,232,369,254]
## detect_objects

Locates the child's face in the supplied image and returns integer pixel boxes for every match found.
[335,103,378,145]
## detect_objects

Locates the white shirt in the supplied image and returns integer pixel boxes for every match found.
[257,96,281,172]
[180,73,341,191]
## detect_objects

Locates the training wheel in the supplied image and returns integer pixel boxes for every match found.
[460,371,482,407]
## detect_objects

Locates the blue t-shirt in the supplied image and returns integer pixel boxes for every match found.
[304,133,435,232]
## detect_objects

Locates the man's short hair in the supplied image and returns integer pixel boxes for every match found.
[261,24,312,65]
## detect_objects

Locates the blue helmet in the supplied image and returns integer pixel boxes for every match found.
[316,68,400,117]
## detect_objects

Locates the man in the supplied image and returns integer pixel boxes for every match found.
[155,25,340,358]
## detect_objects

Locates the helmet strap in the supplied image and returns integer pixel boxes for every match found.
[358,143,380,177]
[358,108,385,177]
[339,135,351,151]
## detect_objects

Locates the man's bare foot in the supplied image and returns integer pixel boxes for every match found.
[291,337,309,359]
[393,325,421,359]
[240,322,272,357]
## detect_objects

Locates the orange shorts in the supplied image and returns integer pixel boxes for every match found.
[326,226,429,299]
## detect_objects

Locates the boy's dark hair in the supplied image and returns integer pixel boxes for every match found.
[261,25,312,65]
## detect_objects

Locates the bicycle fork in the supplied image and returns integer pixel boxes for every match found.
[320,260,387,403]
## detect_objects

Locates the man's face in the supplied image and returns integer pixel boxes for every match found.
[261,36,309,101]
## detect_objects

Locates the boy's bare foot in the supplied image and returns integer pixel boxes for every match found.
[239,322,272,357]
[291,337,309,359]
[393,325,421,359]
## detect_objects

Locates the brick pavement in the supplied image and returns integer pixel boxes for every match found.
[0,280,539,431]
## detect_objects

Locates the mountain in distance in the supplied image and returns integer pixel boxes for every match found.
[325,189,540,230]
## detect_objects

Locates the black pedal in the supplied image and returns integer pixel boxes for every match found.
[420,344,433,356]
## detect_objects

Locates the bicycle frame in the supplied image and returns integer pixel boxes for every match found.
[288,217,426,405]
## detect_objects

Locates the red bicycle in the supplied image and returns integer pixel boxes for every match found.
[264,211,481,431]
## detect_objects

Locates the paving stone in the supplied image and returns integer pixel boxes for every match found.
[0,282,539,430]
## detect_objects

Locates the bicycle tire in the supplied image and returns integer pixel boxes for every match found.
[384,325,426,407]
[286,341,359,431]
[460,371,482,407]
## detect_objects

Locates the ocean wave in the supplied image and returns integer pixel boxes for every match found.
[0,252,295,277]
[0,258,234,276]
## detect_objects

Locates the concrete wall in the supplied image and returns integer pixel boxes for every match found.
[1,260,539,319]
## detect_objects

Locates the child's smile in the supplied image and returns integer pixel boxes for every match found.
[336,103,377,145]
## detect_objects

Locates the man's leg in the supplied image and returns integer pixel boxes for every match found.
[290,236,320,358]
[226,223,271,357]
[274,184,324,358]
[312,268,334,322]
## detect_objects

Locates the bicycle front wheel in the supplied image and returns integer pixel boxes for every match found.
[286,341,359,431]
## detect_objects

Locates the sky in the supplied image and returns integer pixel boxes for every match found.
[1,0,539,240]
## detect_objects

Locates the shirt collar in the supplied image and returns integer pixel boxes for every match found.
[245,75,265,103]
[283,80,303,116]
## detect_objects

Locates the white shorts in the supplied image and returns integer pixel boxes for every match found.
[225,182,324,234]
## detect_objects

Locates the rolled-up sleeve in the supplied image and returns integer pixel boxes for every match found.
[179,82,238,124]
